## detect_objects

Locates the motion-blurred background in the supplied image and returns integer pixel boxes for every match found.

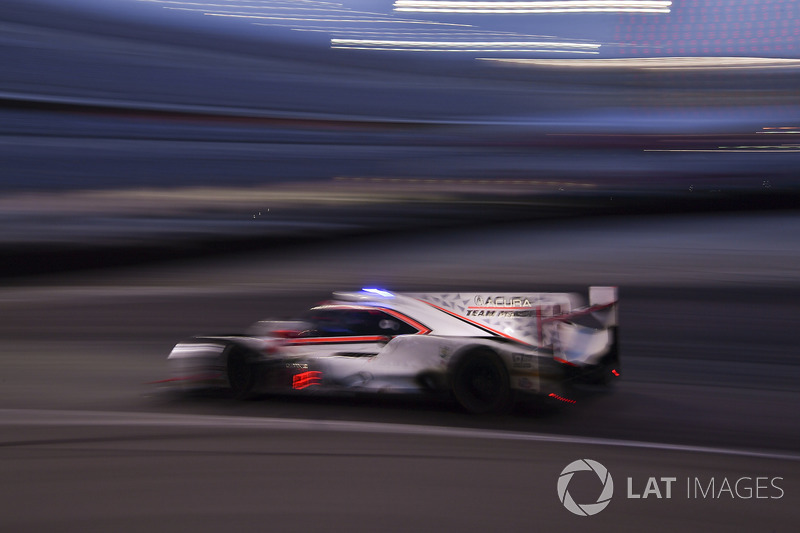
[2,0,800,271]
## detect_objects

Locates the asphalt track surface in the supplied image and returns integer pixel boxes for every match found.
[2,212,799,532]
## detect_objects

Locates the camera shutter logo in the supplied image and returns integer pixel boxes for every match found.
[557,459,614,516]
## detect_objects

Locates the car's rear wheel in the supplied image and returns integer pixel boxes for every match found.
[451,350,512,414]
[226,346,256,400]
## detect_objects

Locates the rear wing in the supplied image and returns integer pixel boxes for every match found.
[407,286,618,350]
[586,286,618,327]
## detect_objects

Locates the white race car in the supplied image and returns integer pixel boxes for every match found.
[166,287,619,413]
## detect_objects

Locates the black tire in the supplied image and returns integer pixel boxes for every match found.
[226,346,256,400]
[451,350,513,414]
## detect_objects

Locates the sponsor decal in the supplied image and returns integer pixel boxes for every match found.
[465,309,535,317]
[473,296,533,308]
[511,353,534,368]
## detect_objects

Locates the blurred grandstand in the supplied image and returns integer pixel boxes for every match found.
[1,0,799,275]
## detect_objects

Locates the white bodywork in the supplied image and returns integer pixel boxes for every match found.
[166,287,619,403]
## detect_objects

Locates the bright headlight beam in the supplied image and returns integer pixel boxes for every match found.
[362,288,395,298]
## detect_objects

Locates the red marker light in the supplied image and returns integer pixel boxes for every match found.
[548,393,577,404]
[612,369,620,377]
[293,371,322,390]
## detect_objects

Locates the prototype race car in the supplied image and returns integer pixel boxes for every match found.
[166,287,619,413]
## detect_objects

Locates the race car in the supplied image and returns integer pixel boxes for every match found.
[166,287,619,413]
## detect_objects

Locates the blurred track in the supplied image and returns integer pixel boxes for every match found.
[1,411,797,533]
[1,214,799,531]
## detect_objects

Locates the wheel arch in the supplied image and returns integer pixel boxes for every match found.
[447,343,504,374]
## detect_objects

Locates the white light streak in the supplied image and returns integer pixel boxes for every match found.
[646,149,800,153]
[171,6,412,16]
[139,0,602,54]
[394,0,672,14]
[139,0,344,7]
[478,56,800,70]
[326,31,530,36]
[333,39,599,49]
[155,1,474,26]
[332,38,599,53]
[333,46,599,52]
[759,128,800,134]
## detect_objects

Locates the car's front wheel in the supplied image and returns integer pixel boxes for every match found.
[226,346,256,400]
